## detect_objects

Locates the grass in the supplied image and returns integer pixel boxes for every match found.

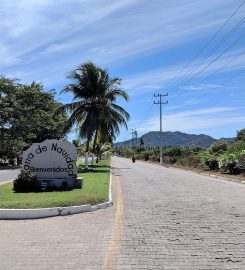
[0,159,110,209]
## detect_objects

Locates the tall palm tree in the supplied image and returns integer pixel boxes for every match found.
[57,62,129,169]
[90,80,129,165]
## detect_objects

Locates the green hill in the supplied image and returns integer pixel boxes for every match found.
[114,131,233,148]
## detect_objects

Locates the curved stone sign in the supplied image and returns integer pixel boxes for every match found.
[22,140,77,179]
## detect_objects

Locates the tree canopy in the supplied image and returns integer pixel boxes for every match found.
[0,76,67,160]
[58,62,129,168]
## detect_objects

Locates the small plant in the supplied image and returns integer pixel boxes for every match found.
[13,170,40,192]
[218,154,239,174]
[144,153,149,161]
[205,158,219,171]
[209,140,228,154]
[236,154,245,175]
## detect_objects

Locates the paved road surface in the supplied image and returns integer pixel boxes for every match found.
[0,157,245,269]
[0,169,20,183]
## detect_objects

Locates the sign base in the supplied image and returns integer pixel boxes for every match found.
[38,177,82,190]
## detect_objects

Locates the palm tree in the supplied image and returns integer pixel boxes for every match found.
[95,142,112,163]
[90,88,129,165]
[57,62,129,169]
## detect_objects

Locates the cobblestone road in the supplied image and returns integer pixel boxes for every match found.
[0,157,245,269]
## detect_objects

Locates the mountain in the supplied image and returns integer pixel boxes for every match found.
[114,131,234,148]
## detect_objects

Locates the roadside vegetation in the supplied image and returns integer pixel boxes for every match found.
[0,159,110,209]
[0,76,67,165]
[114,128,245,177]
[0,62,128,204]
[56,62,129,169]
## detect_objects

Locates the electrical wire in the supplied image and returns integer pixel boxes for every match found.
[168,17,245,94]
[160,1,245,92]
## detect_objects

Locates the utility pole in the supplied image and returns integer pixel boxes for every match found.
[154,93,168,165]
[130,128,138,158]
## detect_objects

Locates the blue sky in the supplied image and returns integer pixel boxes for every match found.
[0,0,244,142]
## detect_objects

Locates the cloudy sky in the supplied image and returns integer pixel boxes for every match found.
[0,0,245,141]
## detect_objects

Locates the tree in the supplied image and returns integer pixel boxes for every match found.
[0,76,67,160]
[95,142,112,163]
[236,128,245,141]
[58,62,129,169]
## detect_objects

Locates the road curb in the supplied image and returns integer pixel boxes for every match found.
[0,167,113,220]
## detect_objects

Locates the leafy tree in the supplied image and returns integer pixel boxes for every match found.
[236,128,245,141]
[0,76,67,160]
[58,62,129,169]
[95,142,112,163]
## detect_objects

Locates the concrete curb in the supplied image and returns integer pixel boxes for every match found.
[0,167,113,220]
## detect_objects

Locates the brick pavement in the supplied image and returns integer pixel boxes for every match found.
[0,157,245,269]
[109,157,245,270]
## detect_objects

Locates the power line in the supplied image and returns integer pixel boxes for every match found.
[169,32,245,97]
[143,102,154,121]
[171,66,245,108]
[197,49,245,85]
[161,1,245,92]
[182,33,245,83]
[164,3,245,94]
[168,18,245,95]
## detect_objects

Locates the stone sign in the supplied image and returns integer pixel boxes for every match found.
[22,140,78,188]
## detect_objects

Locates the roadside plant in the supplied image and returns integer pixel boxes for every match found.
[57,62,129,169]
[218,154,239,174]
[236,153,245,175]
[209,140,228,154]
[13,170,40,192]
[205,158,219,171]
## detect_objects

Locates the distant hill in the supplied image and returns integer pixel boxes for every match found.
[114,131,234,148]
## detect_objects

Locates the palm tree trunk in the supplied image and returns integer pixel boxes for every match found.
[91,127,99,166]
[96,145,99,163]
[85,139,90,170]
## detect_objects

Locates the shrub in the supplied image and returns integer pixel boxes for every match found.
[13,170,40,192]
[236,154,245,175]
[177,155,201,168]
[163,147,182,157]
[209,140,228,154]
[218,154,239,174]
[228,140,245,153]
[198,151,212,167]
[205,158,219,171]
[144,153,149,161]
[236,128,245,141]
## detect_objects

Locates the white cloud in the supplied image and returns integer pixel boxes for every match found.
[122,49,245,96]
[181,84,221,91]
[132,107,245,133]
[0,0,243,88]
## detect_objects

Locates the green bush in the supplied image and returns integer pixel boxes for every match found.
[205,158,219,171]
[218,154,239,174]
[199,151,212,166]
[144,153,149,161]
[236,153,245,174]
[236,128,245,141]
[163,147,182,157]
[209,140,228,154]
[177,154,201,168]
[13,170,40,192]
[228,140,245,153]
